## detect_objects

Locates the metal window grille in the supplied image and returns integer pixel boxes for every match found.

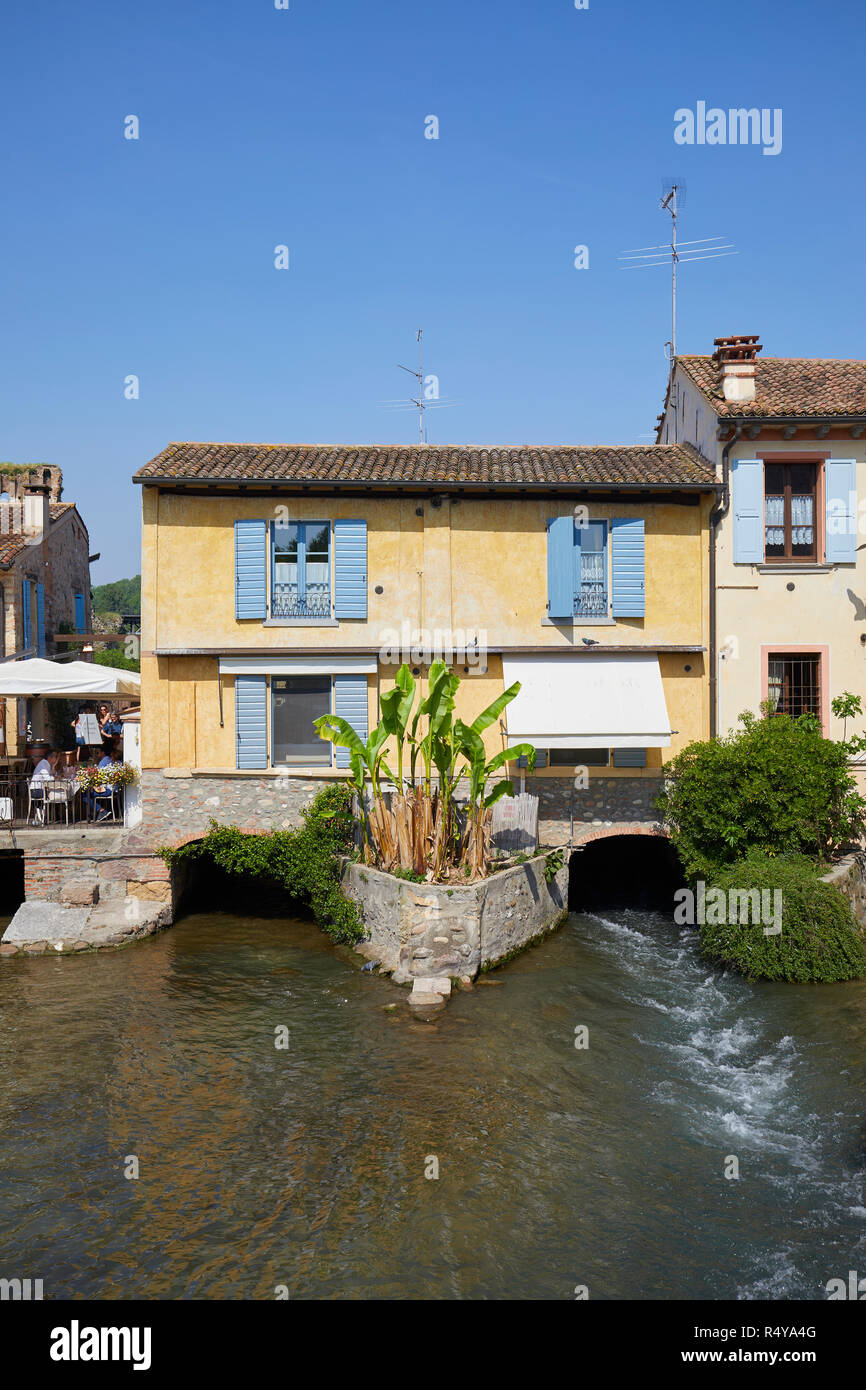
[767,654,821,720]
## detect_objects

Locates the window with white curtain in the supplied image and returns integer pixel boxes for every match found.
[764,463,817,561]
[271,521,331,618]
[575,521,608,617]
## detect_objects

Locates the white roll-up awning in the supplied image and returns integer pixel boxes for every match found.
[501,653,672,749]
[219,655,377,677]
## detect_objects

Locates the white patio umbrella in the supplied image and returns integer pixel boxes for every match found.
[0,658,140,698]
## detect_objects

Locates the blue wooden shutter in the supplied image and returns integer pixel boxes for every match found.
[611,518,645,617]
[333,675,368,768]
[35,582,46,657]
[731,458,764,563]
[825,459,857,564]
[21,580,31,650]
[235,675,268,769]
[334,520,367,619]
[235,520,267,619]
[547,516,574,618]
[613,747,647,768]
[74,592,85,632]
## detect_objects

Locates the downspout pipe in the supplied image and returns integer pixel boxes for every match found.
[709,424,743,739]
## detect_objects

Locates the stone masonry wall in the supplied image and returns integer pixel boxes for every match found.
[821,851,866,931]
[141,769,662,848]
[532,774,664,824]
[18,830,173,908]
[141,769,334,845]
[341,853,570,982]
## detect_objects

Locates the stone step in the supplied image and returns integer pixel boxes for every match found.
[411,975,451,998]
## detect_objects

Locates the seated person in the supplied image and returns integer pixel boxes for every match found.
[29,750,61,821]
[84,752,118,821]
[29,749,60,789]
[58,754,79,787]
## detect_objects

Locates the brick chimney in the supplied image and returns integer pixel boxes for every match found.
[23,484,51,538]
[712,334,762,404]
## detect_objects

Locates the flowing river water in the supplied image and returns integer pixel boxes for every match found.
[1,904,864,1300]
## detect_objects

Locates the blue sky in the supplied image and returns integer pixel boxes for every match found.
[2,0,864,582]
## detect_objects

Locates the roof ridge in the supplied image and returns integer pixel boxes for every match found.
[159,440,705,451]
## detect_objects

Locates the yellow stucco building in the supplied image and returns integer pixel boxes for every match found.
[134,442,716,840]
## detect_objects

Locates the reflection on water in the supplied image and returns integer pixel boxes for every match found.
[0,907,864,1300]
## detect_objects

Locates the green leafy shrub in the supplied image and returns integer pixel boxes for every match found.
[392,866,425,883]
[656,710,866,880]
[543,849,565,882]
[699,851,866,983]
[159,785,364,943]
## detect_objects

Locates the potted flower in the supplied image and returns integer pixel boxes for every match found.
[105,762,140,789]
[77,764,108,792]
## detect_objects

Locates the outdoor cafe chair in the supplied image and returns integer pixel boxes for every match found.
[45,779,74,826]
[27,781,46,825]
[28,778,74,826]
[86,783,120,823]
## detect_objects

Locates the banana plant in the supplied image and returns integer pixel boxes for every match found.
[454,721,536,810]
[412,661,458,796]
[315,665,537,879]
[437,681,524,799]
[379,664,416,792]
[313,715,391,800]
[469,680,523,738]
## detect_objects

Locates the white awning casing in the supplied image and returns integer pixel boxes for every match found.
[501,653,672,749]
[219,655,377,677]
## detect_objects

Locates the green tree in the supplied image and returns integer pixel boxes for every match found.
[94,648,140,673]
[92,576,141,615]
[655,710,866,880]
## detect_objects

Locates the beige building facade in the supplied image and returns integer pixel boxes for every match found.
[657,336,866,741]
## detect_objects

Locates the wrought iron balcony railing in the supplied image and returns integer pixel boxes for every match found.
[271,583,332,620]
[574,584,608,618]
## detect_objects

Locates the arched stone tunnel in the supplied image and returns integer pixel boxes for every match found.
[568,827,685,913]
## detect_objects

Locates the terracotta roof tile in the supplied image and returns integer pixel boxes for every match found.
[134,442,717,489]
[680,356,866,419]
[0,502,76,567]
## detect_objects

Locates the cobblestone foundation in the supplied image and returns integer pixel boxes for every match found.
[140,770,334,847]
[530,774,664,825]
[138,770,664,848]
[2,770,669,959]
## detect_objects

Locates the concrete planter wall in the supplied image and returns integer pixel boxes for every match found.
[341,853,569,983]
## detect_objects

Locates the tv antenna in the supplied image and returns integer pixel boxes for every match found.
[397,328,427,443]
[618,181,737,359]
[381,328,457,443]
